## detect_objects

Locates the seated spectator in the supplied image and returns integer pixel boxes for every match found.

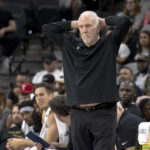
[54,75,66,97]
[104,25,138,65]
[7,81,34,128]
[34,83,58,145]
[138,98,150,121]
[0,88,11,132]
[7,72,30,108]
[116,102,144,150]
[29,84,68,150]
[135,30,150,60]
[0,104,24,150]
[42,73,56,91]
[19,82,34,104]
[7,83,58,150]
[49,96,73,150]
[124,26,139,63]
[117,0,144,33]
[117,67,143,100]
[19,100,41,137]
[135,55,150,93]
[7,100,42,150]
[119,80,142,116]
[137,98,150,148]
[0,0,20,70]
[32,53,63,84]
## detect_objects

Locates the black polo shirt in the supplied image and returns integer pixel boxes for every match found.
[122,103,142,117]
[42,16,130,105]
[117,111,144,149]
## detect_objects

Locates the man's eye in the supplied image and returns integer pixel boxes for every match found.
[86,25,91,28]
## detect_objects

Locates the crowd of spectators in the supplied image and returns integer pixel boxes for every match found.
[0,0,150,150]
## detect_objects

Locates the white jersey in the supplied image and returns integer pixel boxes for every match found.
[28,108,69,150]
[22,120,37,150]
[28,107,51,150]
[39,107,51,139]
[21,120,34,139]
[54,114,69,144]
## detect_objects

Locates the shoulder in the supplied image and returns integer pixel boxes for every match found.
[120,112,143,127]
[125,113,143,126]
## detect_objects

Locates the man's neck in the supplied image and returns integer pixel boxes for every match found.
[44,106,49,112]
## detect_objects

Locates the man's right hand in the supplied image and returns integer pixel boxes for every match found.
[99,18,106,29]
[71,21,79,29]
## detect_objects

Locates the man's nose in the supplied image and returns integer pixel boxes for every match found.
[121,90,127,95]
[23,115,28,120]
[83,26,87,33]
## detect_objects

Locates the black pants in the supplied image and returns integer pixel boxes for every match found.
[70,103,116,150]
[0,32,20,57]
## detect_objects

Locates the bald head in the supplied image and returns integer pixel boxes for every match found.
[78,11,100,47]
[79,11,99,26]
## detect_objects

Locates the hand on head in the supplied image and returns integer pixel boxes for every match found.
[99,17,106,29]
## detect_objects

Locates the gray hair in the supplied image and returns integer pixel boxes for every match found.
[78,11,99,25]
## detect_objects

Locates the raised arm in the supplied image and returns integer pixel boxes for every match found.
[42,20,78,46]
[105,16,131,44]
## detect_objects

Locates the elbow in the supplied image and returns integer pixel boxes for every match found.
[123,16,131,27]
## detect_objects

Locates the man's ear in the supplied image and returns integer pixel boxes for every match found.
[49,93,54,100]
[97,22,101,32]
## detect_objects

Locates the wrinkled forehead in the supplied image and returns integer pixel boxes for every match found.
[79,14,97,25]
